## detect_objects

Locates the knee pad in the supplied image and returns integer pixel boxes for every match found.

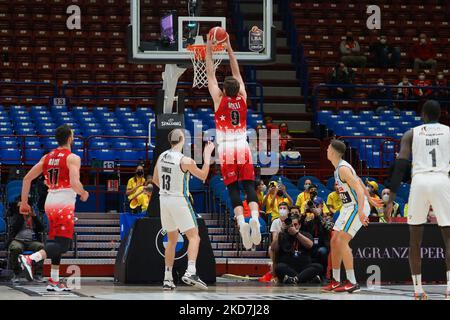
[227,182,243,209]
[242,180,258,204]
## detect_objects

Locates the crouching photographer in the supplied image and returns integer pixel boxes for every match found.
[272,213,323,284]
[302,196,334,278]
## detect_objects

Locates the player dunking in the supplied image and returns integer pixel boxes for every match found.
[205,31,261,250]
[385,100,450,300]
[153,129,215,290]
[18,124,89,291]
[322,140,382,293]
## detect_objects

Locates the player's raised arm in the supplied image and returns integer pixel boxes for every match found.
[206,37,223,108]
[339,166,369,227]
[20,156,45,214]
[67,154,89,201]
[225,35,247,101]
[181,141,215,181]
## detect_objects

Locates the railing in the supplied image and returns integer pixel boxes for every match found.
[313,83,450,114]
[60,81,265,112]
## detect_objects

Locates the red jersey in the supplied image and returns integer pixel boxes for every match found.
[214,95,247,144]
[42,148,72,190]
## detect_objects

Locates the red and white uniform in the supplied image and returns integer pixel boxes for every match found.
[42,148,76,239]
[214,95,254,185]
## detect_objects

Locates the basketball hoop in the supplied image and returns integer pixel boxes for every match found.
[187,43,225,88]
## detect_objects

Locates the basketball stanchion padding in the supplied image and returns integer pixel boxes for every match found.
[114,217,216,284]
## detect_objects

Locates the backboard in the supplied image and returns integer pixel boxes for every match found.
[128,0,275,65]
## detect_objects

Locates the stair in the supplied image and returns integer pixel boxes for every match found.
[239,0,311,133]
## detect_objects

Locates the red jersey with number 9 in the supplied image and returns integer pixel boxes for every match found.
[214,95,247,144]
[42,148,72,190]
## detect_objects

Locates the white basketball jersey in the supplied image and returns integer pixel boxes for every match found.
[157,149,189,197]
[412,123,450,176]
[334,160,365,207]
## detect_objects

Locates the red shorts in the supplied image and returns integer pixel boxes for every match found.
[218,141,255,186]
[45,190,76,240]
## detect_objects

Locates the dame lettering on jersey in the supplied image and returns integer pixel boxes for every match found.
[426,138,439,146]
[161,166,172,174]
[48,158,61,166]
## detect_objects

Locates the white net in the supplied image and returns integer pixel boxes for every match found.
[188,45,225,89]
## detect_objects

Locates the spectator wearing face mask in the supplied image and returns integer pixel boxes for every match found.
[295,179,313,210]
[270,202,290,242]
[263,181,293,221]
[410,33,437,73]
[300,184,330,217]
[366,180,381,216]
[369,78,398,115]
[278,122,293,152]
[375,188,400,222]
[326,182,343,217]
[397,76,414,100]
[369,35,401,68]
[340,32,367,68]
[126,165,146,212]
[329,62,355,99]
[413,72,433,99]
[434,72,448,102]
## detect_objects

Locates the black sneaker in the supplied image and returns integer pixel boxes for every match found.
[283,275,299,285]
[163,279,176,290]
[181,272,208,290]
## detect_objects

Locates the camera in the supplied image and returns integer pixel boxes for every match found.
[284,216,292,227]
[310,190,318,200]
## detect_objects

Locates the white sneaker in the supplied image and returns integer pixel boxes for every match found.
[239,222,252,250]
[249,217,261,246]
[163,279,176,290]
[182,272,208,290]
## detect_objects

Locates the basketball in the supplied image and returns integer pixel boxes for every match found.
[208,26,228,44]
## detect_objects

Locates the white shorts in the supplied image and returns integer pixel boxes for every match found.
[160,196,198,233]
[333,200,370,237]
[407,173,450,227]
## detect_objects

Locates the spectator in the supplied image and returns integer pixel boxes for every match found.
[366,179,381,216]
[279,122,293,152]
[129,184,153,213]
[376,188,400,222]
[263,181,293,221]
[397,76,414,100]
[255,179,267,210]
[126,165,146,212]
[300,184,330,216]
[271,213,323,284]
[369,35,401,68]
[369,78,398,114]
[326,182,343,216]
[270,202,290,242]
[329,62,355,98]
[295,179,313,210]
[300,197,334,277]
[340,32,367,68]
[413,72,433,99]
[434,71,448,101]
[264,116,278,130]
[410,33,437,73]
[8,199,45,283]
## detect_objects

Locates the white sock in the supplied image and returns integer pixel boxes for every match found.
[236,214,245,226]
[30,252,43,263]
[251,211,260,224]
[332,269,340,282]
[412,274,424,293]
[51,268,59,282]
[164,266,173,281]
[346,269,357,284]
[447,271,450,292]
[187,260,196,275]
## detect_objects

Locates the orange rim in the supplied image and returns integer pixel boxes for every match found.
[187,44,225,60]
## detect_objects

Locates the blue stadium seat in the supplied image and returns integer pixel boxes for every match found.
[338,110,353,117]
[24,148,44,165]
[0,219,6,234]
[189,176,205,191]
[0,139,17,148]
[0,148,20,164]
[25,140,41,148]
[15,122,34,129]
[73,111,91,120]
[397,183,410,200]
[0,126,13,135]
[84,127,103,136]
[89,149,116,161]
[117,150,140,165]
[42,139,59,150]
[317,110,333,124]
[326,177,336,190]
[90,140,110,148]
[128,129,147,136]
[16,127,36,135]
